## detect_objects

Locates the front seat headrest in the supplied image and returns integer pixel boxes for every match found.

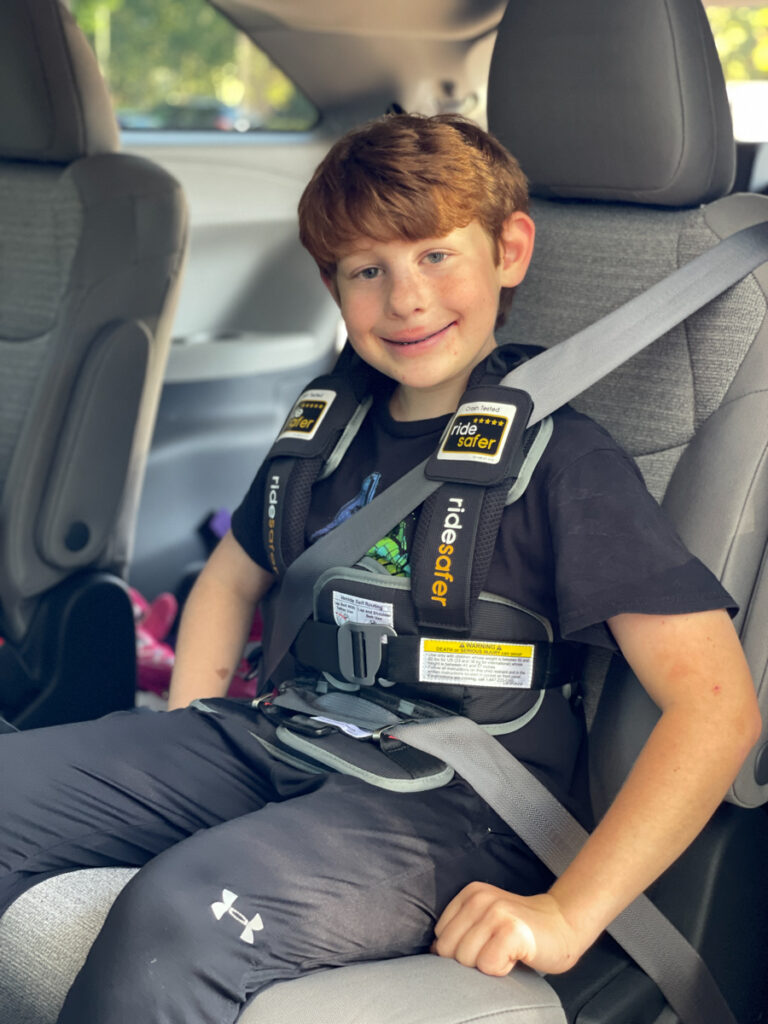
[0,0,119,163]
[489,0,735,207]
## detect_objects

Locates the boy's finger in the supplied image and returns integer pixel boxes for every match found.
[433,887,474,936]
[437,916,495,967]
[434,882,499,937]
[475,916,537,975]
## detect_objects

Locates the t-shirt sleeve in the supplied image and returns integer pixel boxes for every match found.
[547,446,737,646]
[230,461,272,570]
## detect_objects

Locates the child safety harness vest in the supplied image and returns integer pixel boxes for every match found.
[255,342,581,744]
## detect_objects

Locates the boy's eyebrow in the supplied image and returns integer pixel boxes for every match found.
[337,230,463,264]
[337,245,378,262]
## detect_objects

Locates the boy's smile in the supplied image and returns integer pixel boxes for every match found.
[328,214,534,420]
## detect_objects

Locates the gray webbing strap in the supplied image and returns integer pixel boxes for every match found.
[261,220,768,685]
[508,220,768,423]
[391,716,737,1024]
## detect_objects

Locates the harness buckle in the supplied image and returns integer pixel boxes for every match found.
[337,621,396,687]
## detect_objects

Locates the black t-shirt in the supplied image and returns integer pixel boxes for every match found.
[232,399,735,649]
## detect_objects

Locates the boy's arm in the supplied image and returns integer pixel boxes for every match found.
[166,530,275,710]
[432,608,761,976]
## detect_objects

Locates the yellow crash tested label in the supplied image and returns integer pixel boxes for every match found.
[419,638,534,688]
[278,388,335,441]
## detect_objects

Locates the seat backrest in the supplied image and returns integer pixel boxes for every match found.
[489,0,768,811]
[0,0,188,644]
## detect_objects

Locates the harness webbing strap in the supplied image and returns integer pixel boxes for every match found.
[391,715,737,1024]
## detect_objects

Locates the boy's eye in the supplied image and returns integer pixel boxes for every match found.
[356,266,380,280]
[424,251,448,265]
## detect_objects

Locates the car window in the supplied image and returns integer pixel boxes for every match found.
[706,2,768,141]
[71,0,318,133]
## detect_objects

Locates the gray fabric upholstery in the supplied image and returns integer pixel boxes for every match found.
[0,870,567,1024]
[489,0,734,205]
[499,198,768,503]
[0,0,188,644]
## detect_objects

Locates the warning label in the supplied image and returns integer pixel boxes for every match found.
[419,638,534,688]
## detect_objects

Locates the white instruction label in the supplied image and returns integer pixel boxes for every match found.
[332,591,394,628]
[419,639,534,688]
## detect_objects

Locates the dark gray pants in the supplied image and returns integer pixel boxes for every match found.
[0,702,549,1024]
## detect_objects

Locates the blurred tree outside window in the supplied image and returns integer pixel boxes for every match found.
[707,4,768,140]
[72,0,318,132]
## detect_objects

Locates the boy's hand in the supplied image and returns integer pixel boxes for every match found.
[432,882,581,976]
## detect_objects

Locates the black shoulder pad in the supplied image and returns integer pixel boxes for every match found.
[425,386,533,486]
[268,375,360,459]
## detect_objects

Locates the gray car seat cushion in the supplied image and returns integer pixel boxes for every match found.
[0,868,566,1024]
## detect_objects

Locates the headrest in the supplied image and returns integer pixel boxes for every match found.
[488,0,735,207]
[0,0,118,164]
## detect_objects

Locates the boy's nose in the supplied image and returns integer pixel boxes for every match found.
[386,269,427,317]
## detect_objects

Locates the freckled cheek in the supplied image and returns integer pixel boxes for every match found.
[338,296,379,340]
[439,275,497,319]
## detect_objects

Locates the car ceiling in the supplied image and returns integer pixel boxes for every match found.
[209,0,507,125]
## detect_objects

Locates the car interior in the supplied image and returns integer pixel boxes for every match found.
[1,0,767,1021]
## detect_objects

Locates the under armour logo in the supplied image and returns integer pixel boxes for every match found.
[211,889,264,944]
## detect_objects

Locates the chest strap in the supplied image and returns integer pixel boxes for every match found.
[292,619,581,691]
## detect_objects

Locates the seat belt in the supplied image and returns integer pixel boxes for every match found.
[259,220,768,1023]
[390,715,736,1024]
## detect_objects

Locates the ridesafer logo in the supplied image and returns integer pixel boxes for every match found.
[438,400,517,465]
[278,388,336,442]
[430,496,464,607]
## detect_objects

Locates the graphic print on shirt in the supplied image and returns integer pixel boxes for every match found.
[309,472,381,541]
[367,519,410,576]
[309,471,411,576]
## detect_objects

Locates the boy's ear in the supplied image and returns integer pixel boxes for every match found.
[497,211,535,288]
[321,272,340,305]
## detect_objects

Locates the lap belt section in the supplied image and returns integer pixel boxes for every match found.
[293,620,580,691]
[392,716,737,1024]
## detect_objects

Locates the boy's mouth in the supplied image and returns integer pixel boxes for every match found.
[382,322,455,346]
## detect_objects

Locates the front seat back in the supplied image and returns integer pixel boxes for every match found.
[0,0,188,726]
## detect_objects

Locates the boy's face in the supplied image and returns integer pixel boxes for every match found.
[327,214,534,419]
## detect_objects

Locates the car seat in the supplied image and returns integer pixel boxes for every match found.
[0,0,767,1021]
[0,0,188,728]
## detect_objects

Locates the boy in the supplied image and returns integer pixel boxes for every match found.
[0,113,759,1020]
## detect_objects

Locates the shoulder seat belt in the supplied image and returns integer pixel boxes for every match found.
[260,220,768,1024]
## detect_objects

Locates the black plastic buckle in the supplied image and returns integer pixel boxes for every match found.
[337,622,396,686]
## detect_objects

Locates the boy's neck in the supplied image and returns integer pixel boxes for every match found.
[388,381,464,422]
